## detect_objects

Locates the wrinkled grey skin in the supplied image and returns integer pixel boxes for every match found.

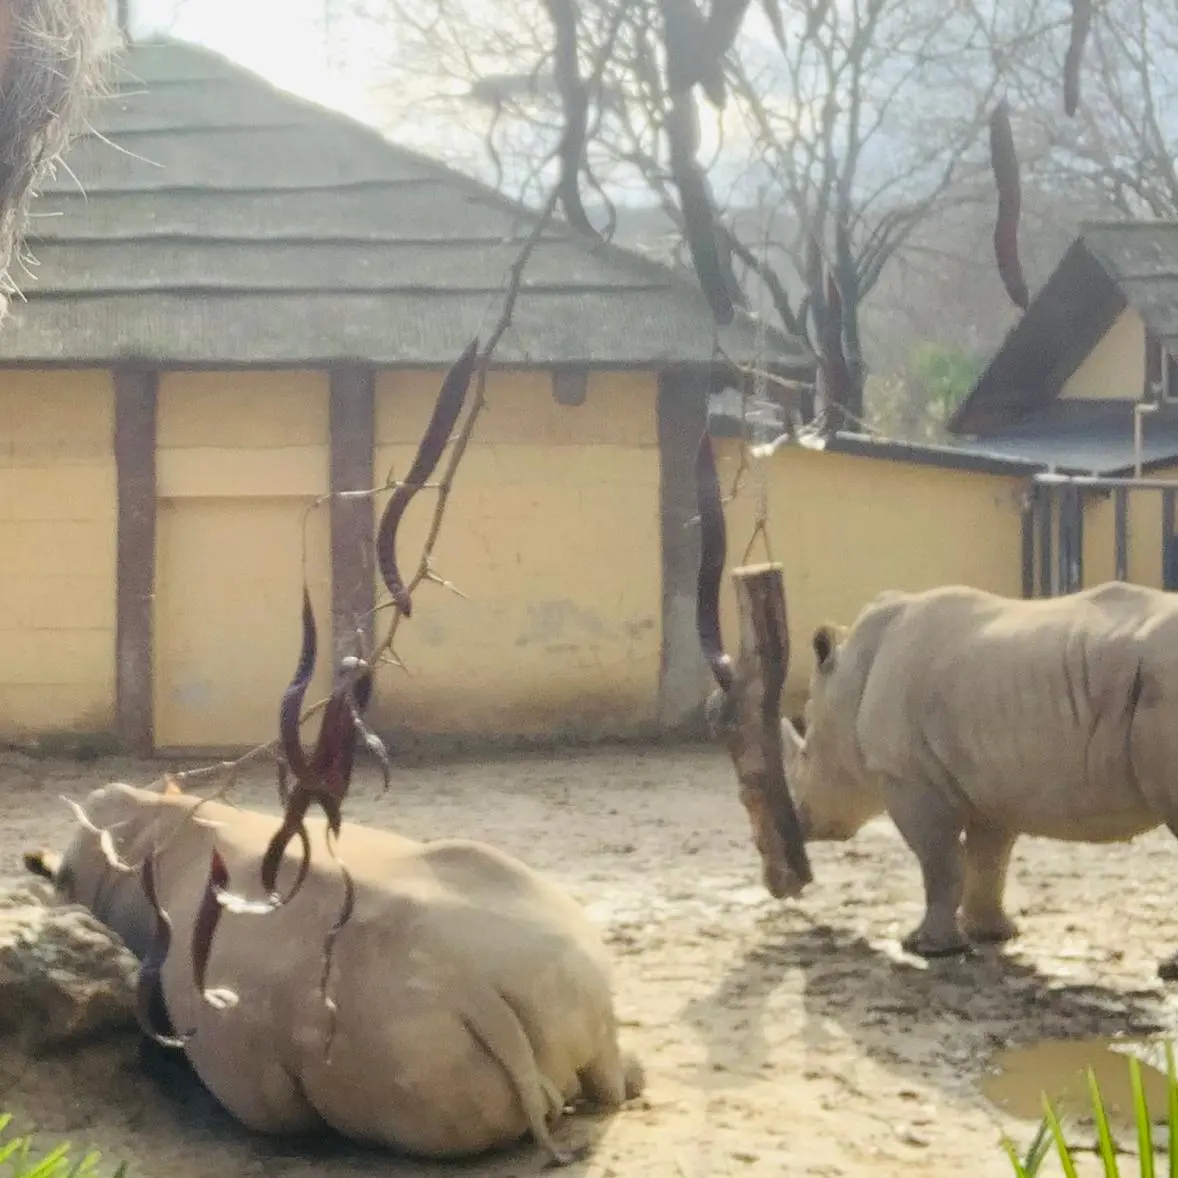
[0,0,112,314]
[775,582,1178,977]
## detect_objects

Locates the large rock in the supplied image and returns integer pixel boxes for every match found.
[0,884,138,1053]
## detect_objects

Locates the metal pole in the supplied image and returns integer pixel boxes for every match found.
[1114,487,1129,581]
[1163,488,1176,591]
[1037,484,1054,597]
[1020,487,1036,599]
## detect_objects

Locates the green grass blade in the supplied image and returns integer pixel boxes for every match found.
[18,1140,73,1177]
[64,1150,102,1177]
[1003,1136,1032,1178]
[1167,1041,1178,1178]
[1044,1093,1082,1178]
[1019,1120,1054,1177]
[1087,1066,1121,1177]
[11,1136,32,1171]
[1129,1056,1156,1178]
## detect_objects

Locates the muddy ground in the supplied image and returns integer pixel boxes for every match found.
[2,744,1178,1178]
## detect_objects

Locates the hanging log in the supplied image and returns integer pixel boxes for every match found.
[713,562,813,899]
[695,433,810,898]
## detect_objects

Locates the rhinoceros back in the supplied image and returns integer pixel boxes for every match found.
[852,582,1178,840]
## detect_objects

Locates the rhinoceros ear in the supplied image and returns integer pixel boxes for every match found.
[23,848,61,881]
[812,625,839,673]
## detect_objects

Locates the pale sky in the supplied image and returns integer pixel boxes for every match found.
[128,0,379,118]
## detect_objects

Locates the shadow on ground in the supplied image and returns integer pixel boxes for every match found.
[135,1035,622,1175]
[679,918,1174,1091]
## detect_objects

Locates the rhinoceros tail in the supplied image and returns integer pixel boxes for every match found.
[460,988,574,1164]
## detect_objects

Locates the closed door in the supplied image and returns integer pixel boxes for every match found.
[153,497,332,750]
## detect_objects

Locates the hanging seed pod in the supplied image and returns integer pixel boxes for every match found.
[277,586,317,784]
[1064,0,1092,117]
[695,430,734,693]
[136,853,192,1050]
[376,337,480,617]
[989,100,1029,311]
[192,850,238,1010]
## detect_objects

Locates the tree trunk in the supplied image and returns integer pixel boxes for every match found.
[841,300,867,426]
[837,257,866,428]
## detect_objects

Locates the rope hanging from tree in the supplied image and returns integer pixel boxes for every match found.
[740,196,775,568]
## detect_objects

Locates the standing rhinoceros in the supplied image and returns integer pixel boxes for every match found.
[23,779,644,1161]
[739,581,1178,975]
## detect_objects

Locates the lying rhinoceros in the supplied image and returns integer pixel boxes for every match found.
[23,779,643,1160]
[748,580,1178,974]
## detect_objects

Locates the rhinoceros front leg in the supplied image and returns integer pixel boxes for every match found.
[960,824,1019,944]
[882,779,971,958]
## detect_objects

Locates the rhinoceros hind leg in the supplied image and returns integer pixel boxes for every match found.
[961,825,1019,944]
[461,989,581,1165]
[884,779,971,958]
[577,1043,645,1109]
[622,1051,646,1100]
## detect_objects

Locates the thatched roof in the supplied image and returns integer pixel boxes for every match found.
[950,221,1178,435]
[1,40,810,370]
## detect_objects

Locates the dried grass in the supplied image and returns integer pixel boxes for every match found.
[0,0,113,313]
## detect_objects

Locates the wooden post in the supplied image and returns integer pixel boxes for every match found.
[114,367,158,754]
[713,561,812,898]
[329,366,376,663]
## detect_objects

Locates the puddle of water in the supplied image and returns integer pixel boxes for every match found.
[982,1038,1176,1129]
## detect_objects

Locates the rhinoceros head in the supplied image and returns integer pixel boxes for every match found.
[781,622,887,844]
[23,780,180,960]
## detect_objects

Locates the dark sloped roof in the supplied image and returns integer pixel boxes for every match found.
[711,402,1178,478]
[949,221,1178,436]
[950,399,1178,476]
[1,39,810,370]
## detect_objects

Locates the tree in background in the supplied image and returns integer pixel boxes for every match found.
[1016,0,1178,220]
[353,0,1065,431]
[334,0,1174,439]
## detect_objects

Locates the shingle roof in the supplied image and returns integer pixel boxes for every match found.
[2,39,810,370]
[949,220,1178,435]
[1084,221,1178,349]
[950,399,1178,476]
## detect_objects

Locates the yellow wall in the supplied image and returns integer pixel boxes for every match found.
[370,369,662,740]
[153,371,333,749]
[712,441,1028,714]
[1081,462,1178,590]
[1060,306,1145,401]
[0,370,116,737]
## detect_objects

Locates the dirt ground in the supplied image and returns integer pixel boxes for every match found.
[3,744,1178,1178]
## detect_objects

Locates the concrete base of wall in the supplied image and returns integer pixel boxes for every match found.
[150,722,719,768]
